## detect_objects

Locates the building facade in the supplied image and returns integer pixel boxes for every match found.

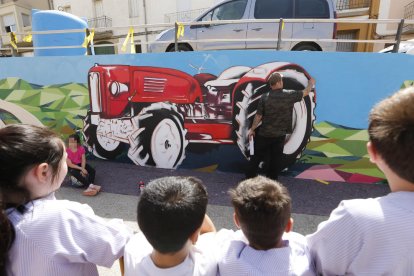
[0,0,52,56]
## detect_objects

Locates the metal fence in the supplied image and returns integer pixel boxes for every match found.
[2,18,414,55]
[336,0,371,11]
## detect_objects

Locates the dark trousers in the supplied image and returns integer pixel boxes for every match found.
[246,135,285,180]
[68,163,96,187]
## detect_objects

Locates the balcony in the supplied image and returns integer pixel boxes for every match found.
[164,8,207,23]
[336,0,371,11]
[87,15,113,39]
[403,1,414,34]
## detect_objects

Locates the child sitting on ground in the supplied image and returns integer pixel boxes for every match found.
[218,175,315,275]
[123,176,217,276]
[66,133,101,196]
[0,124,131,275]
[307,87,414,275]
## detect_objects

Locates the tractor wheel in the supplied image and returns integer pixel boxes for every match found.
[232,81,269,156]
[232,81,315,170]
[82,113,124,159]
[128,104,188,169]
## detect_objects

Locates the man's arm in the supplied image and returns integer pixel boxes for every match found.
[248,113,262,139]
[303,77,315,98]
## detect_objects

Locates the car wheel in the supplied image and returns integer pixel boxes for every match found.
[293,44,320,51]
[167,44,192,52]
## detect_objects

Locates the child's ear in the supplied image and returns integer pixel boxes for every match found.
[367,141,378,164]
[189,228,200,245]
[35,163,50,183]
[233,212,241,229]
[285,218,294,233]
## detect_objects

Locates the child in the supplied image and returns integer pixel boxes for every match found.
[307,87,414,275]
[123,176,217,276]
[0,124,131,275]
[66,133,101,196]
[218,176,315,275]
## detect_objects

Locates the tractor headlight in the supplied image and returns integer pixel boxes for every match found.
[110,81,128,96]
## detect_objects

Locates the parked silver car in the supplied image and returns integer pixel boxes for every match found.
[149,0,337,52]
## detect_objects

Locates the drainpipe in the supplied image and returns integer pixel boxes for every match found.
[143,0,148,52]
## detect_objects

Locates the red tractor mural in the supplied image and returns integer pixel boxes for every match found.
[82,62,316,169]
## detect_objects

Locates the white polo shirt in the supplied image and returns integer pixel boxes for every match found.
[6,193,132,276]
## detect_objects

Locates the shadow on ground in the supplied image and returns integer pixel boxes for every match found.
[63,160,389,217]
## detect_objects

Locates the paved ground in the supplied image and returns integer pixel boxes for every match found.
[57,159,390,275]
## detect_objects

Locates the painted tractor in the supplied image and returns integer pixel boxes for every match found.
[82,62,315,169]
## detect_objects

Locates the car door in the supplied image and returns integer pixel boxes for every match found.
[246,0,293,50]
[194,0,249,50]
[293,0,334,51]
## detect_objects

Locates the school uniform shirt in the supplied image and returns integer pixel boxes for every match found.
[218,230,315,276]
[124,231,219,276]
[306,191,414,275]
[6,193,132,276]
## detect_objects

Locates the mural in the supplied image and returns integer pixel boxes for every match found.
[1,51,414,184]
[82,62,314,170]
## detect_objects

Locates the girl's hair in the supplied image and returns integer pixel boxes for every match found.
[68,133,81,144]
[0,124,65,274]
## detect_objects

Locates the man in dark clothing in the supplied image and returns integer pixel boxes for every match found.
[246,72,315,180]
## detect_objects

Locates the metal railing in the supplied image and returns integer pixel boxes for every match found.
[87,15,112,29]
[404,1,414,33]
[1,18,414,55]
[164,8,207,23]
[336,0,371,11]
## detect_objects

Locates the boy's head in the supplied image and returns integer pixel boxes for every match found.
[229,176,292,250]
[137,176,208,254]
[368,87,414,183]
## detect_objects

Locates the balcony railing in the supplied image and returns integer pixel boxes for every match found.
[336,0,371,11]
[404,1,414,33]
[164,8,207,23]
[88,15,112,29]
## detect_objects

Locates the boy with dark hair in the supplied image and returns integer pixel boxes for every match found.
[307,87,414,275]
[218,176,314,275]
[123,176,217,276]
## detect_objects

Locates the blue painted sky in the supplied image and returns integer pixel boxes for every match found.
[1,51,413,129]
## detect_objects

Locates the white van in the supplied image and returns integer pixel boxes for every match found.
[149,0,337,52]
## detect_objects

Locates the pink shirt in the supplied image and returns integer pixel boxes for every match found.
[67,146,85,165]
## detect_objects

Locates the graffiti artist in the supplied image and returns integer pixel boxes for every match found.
[246,72,315,180]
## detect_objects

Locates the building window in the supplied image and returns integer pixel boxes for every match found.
[3,14,16,33]
[59,5,72,13]
[22,13,31,27]
[129,0,139,18]
[94,0,104,18]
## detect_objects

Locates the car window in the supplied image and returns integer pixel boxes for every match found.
[254,0,293,19]
[200,11,213,22]
[209,0,248,21]
[295,0,330,18]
